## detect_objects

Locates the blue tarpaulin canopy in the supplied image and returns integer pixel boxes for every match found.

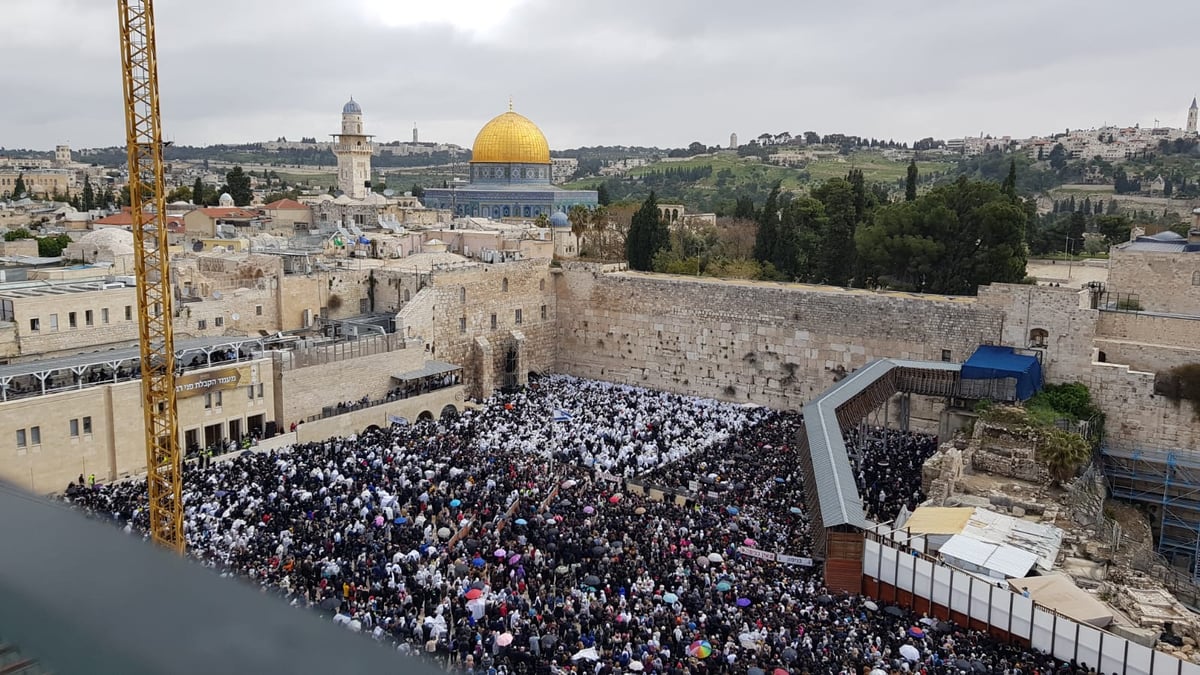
[961,345,1042,401]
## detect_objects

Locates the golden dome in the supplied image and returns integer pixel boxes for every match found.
[470,110,551,164]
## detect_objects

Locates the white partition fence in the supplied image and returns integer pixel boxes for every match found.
[863,535,1200,675]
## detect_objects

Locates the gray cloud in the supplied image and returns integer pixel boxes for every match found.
[2,0,1198,151]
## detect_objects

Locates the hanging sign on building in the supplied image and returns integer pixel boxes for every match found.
[175,367,243,398]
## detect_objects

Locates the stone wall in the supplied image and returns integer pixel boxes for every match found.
[975,284,1098,384]
[276,346,427,427]
[554,267,1003,408]
[1107,249,1200,315]
[1086,361,1200,452]
[294,386,465,443]
[396,259,556,398]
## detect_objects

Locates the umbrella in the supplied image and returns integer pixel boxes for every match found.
[899,644,920,661]
[583,574,601,587]
[739,634,760,650]
[542,635,558,650]
[863,600,879,611]
[774,477,786,483]
[687,640,712,659]
[782,647,797,663]
[515,518,528,526]
[816,594,833,604]
[707,553,723,563]
[788,506,802,515]
[590,545,607,556]
[773,669,789,675]
[634,507,646,515]
[393,517,407,524]
[907,626,925,639]
[748,669,765,675]
[663,592,679,604]
[465,588,483,600]
[494,548,507,558]
[609,494,621,504]
[319,597,340,611]
[954,659,972,672]
[509,554,521,565]
[470,580,485,589]
[555,565,569,575]
[883,606,904,617]
[716,581,732,592]
[583,505,595,514]
[726,506,740,515]
[934,621,954,633]
[736,597,751,607]
[743,538,757,547]
[629,662,644,672]
[472,557,485,567]
[919,617,935,627]
[453,563,468,576]
[438,527,451,539]
[497,632,514,647]
[374,515,384,527]
[561,479,577,488]
[450,499,462,508]
[214,490,227,497]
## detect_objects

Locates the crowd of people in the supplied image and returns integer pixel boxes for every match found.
[66,375,1076,675]
[844,427,940,524]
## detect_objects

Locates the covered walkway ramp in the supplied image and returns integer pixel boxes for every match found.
[797,358,961,593]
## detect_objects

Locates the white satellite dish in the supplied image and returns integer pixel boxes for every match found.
[212,290,222,299]
[383,189,395,197]
[231,313,240,321]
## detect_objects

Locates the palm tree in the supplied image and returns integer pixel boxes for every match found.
[1037,428,1092,484]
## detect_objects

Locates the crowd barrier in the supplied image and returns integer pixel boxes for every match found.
[863,536,1200,675]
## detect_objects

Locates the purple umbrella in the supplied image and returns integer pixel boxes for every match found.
[374,515,384,527]
[736,597,751,607]
[583,506,595,514]
[494,548,507,558]
[509,554,521,565]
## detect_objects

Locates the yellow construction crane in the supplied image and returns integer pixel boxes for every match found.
[117,0,183,553]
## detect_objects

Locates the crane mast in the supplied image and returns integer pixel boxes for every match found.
[117,0,183,553]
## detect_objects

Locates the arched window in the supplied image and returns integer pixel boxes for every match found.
[1193,271,1200,286]
[539,279,546,291]
[502,278,509,292]
[403,288,410,302]
[1029,328,1049,348]
[502,206,511,217]
[672,209,679,221]
[460,287,466,303]
[523,206,531,217]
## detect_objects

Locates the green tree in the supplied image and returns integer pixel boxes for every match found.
[81,175,96,211]
[1001,159,1017,198]
[262,190,301,204]
[1037,428,1092,484]
[774,196,825,280]
[855,176,1027,294]
[224,166,253,206]
[810,178,858,285]
[10,173,26,199]
[625,191,669,271]
[192,177,205,205]
[409,184,425,199]
[1048,144,1067,171]
[733,196,756,220]
[3,228,33,241]
[596,183,611,206]
[905,160,918,202]
[165,185,193,203]
[119,185,131,207]
[37,233,73,257]
[753,182,782,265]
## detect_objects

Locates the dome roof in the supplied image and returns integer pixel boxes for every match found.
[471,110,550,164]
[549,211,570,228]
[218,193,234,206]
[343,98,362,114]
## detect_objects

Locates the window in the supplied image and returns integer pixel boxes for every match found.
[214,317,224,327]
[69,312,77,328]
[515,308,523,325]
[16,429,25,448]
[83,416,92,435]
[540,279,546,291]
[490,313,497,330]
[255,305,263,316]
[70,419,79,437]
[248,384,255,400]
[205,391,222,409]
[125,305,133,321]
[359,298,369,313]
[49,314,58,330]
[460,287,466,303]
[459,317,467,334]
[101,308,109,324]
[29,318,39,332]
[85,310,93,326]
[502,278,509,292]
[256,383,263,399]
[941,349,952,362]
[1029,328,1049,348]
[30,426,40,445]
[541,304,547,320]
[197,319,207,330]
[1193,271,1200,286]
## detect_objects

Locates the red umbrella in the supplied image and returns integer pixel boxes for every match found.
[465,588,483,600]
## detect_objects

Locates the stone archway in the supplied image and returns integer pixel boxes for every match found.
[417,410,434,422]
[440,404,458,420]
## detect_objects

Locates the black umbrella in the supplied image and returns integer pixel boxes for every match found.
[954,659,971,672]
[816,594,833,604]
[970,661,987,673]
[453,563,468,576]
[471,580,485,590]
[748,668,765,675]
[465,538,481,551]
[934,621,954,633]
[590,545,607,557]
[319,597,340,611]
[782,647,797,663]
[583,574,601,587]
[542,635,558,650]
[883,606,904,617]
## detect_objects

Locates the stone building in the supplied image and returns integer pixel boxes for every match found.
[332,98,373,200]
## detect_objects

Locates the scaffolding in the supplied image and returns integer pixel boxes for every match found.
[1103,446,1200,583]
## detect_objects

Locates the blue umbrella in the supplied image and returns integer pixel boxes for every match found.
[774,477,786,483]
[472,557,486,567]
[393,517,407,524]
[450,499,462,508]
[716,581,732,592]
[663,592,678,604]
[788,507,803,515]
[726,506,740,515]
[515,518,528,526]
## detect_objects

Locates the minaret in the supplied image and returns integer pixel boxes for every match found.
[412,123,418,144]
[332,97,373,199]
[1188,97,1198,134]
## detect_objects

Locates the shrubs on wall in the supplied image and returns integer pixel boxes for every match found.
[1154,364,1200,414]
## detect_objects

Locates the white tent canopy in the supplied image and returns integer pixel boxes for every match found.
[1008,574,1113,628]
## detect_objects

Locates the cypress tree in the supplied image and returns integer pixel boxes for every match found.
[1002,159,1017,198]
[193,177,204,205]
[596,183,611,206]
[905,160,918,201]
[626,191,668,271]
[82,175,95,211]
[754,183,782,264]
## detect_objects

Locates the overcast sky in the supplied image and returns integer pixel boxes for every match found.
[2,0,1199,151]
